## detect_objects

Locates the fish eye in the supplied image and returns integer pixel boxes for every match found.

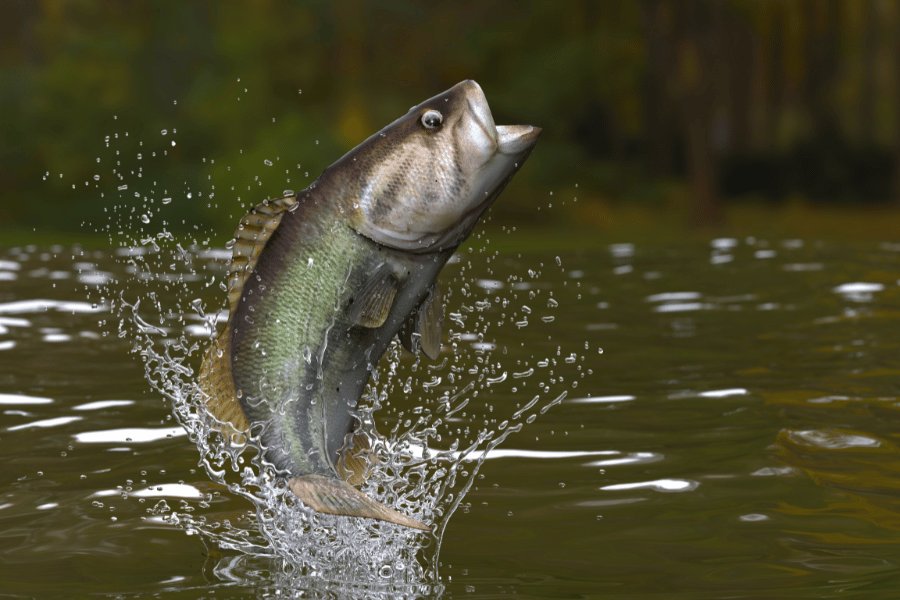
[421,110,443,131]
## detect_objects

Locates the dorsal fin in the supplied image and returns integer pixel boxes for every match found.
[199,195,297,439]
[347,264,399,328]
[226,195,298,315]
[398,282,443,360]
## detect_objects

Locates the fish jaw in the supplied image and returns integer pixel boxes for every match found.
[497,124,542,155]
[329,80,541,253]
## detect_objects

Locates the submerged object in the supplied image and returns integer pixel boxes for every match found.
[199,80,540,530]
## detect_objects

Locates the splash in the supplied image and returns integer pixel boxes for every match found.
[101,238,573,591]
[85,101,585,593]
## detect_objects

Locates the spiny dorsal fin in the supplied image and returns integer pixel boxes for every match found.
[226,195,297,315]
[200,195,296,439]
[347,264,399,328]
[289,474,429,531]
[398,282,443,360]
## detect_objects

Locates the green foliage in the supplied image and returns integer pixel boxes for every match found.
[2,0,899,241]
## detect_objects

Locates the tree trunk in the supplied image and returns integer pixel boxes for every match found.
[803,0,840,136]
[674,0,723,228]
[726,14,754,152]
[859,0,877,144]
[894,2,900,206]
[765,8,785,149]
[640,0,676,177]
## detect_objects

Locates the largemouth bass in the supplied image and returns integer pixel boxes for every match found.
[199,80,540,531]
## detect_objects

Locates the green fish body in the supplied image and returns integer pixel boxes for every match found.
[199,81,540,530]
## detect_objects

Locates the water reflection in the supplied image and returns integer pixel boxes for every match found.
[75,427,187,444]
[0,393,54,404]
[600,479,698,493]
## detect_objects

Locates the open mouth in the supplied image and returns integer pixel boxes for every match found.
[497,125,542,155]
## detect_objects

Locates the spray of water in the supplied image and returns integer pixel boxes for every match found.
[84,94,587,594]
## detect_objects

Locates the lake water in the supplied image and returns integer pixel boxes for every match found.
[1,236,899,599]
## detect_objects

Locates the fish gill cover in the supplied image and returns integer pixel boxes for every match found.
[84,80,591,595]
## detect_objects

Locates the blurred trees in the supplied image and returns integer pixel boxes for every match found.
[2,0,900,237]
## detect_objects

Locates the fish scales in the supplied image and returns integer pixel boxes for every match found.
[200,80,540,530]
[230,209,364,476]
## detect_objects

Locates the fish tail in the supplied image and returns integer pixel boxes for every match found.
[288,474,429,531]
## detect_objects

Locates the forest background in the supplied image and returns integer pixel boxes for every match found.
[2,0,899,246]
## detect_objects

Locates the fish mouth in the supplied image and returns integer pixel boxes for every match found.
[462,80,497,140]
[496,125,541,155]
[460,80,541,156]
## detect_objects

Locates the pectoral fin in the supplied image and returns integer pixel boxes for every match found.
[289,474,429,531]
[347,265,399,328]
[398,282,443,360]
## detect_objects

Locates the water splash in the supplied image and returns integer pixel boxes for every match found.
[95,229,589,589]
[83,111,585,593]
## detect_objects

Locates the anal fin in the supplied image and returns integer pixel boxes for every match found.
[289,474,429,531]
[336,430,377,486]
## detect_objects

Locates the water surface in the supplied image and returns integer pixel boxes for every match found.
[1,237,899,598]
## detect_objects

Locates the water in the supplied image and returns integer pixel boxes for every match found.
[1,237,900,598]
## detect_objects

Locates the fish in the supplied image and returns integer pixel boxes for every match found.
[198,80,540,531]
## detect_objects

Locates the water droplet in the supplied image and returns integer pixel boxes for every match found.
[264,159,273,166]
[93,175,100,181]
[141,214,150,224]
[162,198,172,204]
[161,129,168,135]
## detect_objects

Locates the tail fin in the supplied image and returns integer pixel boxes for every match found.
[289,475,429,531]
